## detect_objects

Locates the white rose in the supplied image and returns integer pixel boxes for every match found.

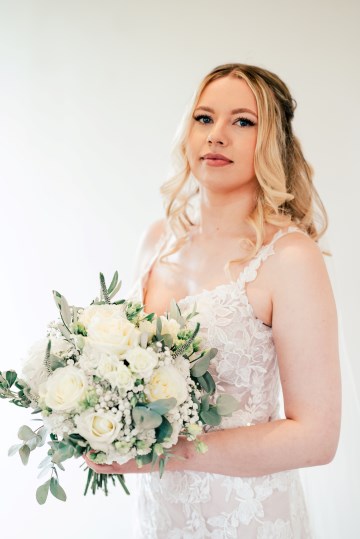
[97,355,120,379]
[138,319,156,339]
[126,346,158,378]
[145,365,187,404]
[21,337,75,393]
[106,365,134,392]
[74,409,120,451]
[86,312,140,356]
[114,365,134,391]
[39,365,88,412]
[174,356,190,378]
[78,304,126,328]
[160,316,181,340]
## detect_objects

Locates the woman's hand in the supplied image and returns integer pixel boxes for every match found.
[83,451,145,475]
[82,437,190,475]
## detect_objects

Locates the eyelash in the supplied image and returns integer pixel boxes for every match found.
[193,114,256,127]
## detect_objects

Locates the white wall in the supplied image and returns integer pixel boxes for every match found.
[1,1,359,537]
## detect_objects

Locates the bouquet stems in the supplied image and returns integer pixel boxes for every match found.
[84,468,130,496]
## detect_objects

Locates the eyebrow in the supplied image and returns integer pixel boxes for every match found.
[194,106,258,118]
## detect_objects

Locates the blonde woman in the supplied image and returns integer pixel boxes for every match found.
[86,64,341,537]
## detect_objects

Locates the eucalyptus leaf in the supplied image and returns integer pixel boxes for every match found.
[8,443,22,456]
[49,355,65,371]
[5,370,17,387]
[197,372,216,394]
[18,425,35,441]
[136,453,153,467]
[216,394,241,416]
[132,407,163,430]
[51,443,74,464]
[200,406,222,426]
[200,395,209,412]
[37,426,48,447]
[169,299,181,323]
[162,333,173,348]
[37,465,52,479]
[38,455,52,469]
[147,398,177,416]
[190,355,210,378]
[26,436,39,451]
[108,271,119,294]
[156,317,162,339]
[19,444,31,465]
[109,281,122,299]
[58,324,73,341]
[52,290,62,311]
[50,477,67,501]
[60,295,72,328]
[155,417,173,443]
[36,480,50,505]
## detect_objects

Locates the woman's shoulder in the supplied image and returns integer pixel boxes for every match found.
[264,224,328,293]
[268,224,321,257]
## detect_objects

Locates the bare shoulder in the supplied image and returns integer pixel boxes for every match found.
[271,229,326,280]
[269,228,337,331]
[132,218,168,281]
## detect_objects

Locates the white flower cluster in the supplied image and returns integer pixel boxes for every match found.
[20,300,208,466]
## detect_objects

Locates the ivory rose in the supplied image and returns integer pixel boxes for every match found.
[21,337,75,393]
[83,307,140,356]
[39,365,88,412]
[145,365,187,404]
[78,304,126,327]
[75,409,120,451]
[126,346,158,378]
[159,316,181,340]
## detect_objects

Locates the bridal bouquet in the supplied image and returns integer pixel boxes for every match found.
[0,272,239,505]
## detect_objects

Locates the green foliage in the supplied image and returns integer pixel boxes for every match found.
[36,480,50,505]
[200,406,222,426]
[19,445,31,465]
[196,372,216,395]
[50,477,67,502]
[147,398,177,416]
[155,417,173,443]
[216,394,241,416]
[84,468,130,497]
[169,299,186,328]
[6,370,17,387]
[99,273,111,304]
[132,406,163,430]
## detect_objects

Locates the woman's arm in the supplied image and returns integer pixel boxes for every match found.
[86,233,341,477]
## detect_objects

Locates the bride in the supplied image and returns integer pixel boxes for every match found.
[85,63,341,538]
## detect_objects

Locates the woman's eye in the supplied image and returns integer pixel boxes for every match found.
[193,114,212,124]
[235,117,256,127]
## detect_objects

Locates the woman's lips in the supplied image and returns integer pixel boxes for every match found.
[201,154,233,167]
[203,158,233,167]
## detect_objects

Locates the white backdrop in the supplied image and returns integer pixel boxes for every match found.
[0,1,359,537]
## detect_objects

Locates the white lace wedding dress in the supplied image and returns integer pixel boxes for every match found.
[129,226,313,538]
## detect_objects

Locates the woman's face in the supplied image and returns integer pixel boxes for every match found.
[186,75,258,195]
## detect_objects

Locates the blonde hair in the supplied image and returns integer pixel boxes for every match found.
[159,63,329,273]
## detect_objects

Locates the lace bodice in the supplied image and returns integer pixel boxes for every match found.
[129,225,313,538]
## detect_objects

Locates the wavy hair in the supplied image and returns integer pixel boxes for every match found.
[159,63,329,273]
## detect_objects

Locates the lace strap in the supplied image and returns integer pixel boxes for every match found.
[237,226,309,286]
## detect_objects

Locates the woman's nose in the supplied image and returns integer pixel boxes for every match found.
[206,122,228,146]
